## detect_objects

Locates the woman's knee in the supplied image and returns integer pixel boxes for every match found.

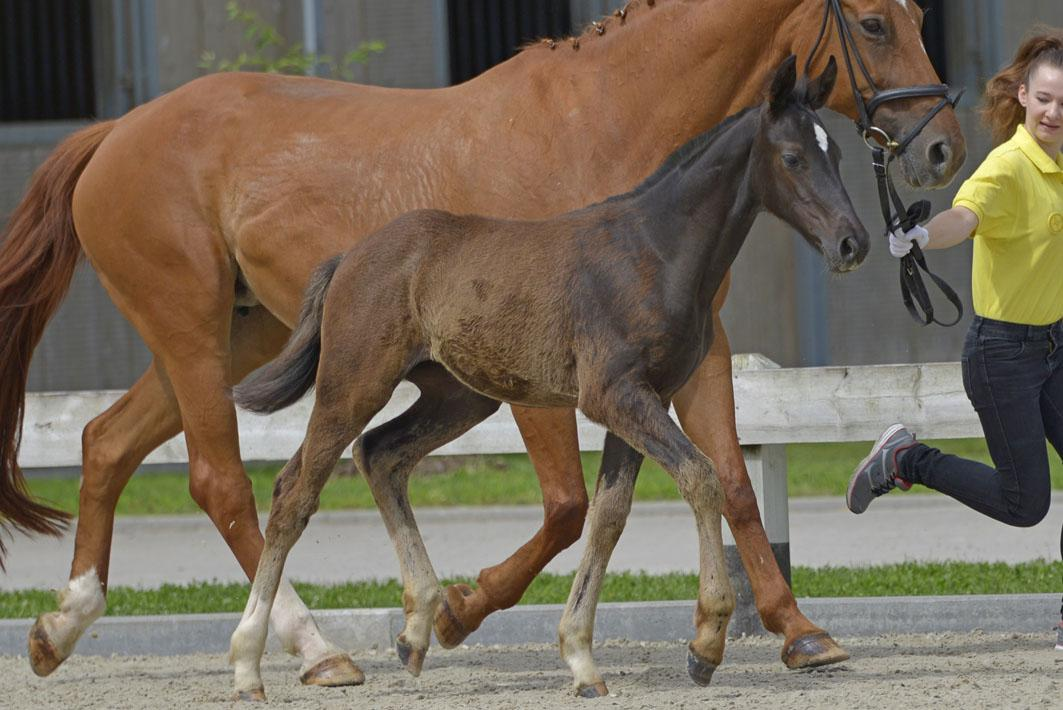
[1007,495,1050,527]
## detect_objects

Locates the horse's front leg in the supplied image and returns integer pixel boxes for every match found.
[435,406,589,648]
[672,293,848,669]
[572,380,734,692]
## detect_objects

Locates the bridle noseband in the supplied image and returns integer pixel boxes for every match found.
[805,0,964,326]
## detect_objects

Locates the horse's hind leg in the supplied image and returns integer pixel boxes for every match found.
[28,360,182,676]
[434,406,588,649]
[352,363,501,675]
[575,380,734,691]
[557,432,642,697]
[29,307,359,684]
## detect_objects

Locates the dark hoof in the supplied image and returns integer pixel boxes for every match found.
[28,617,64,677]
[300,654,366,687]
[782,631,850,670]
[434,584,476,649]
[233,688,267,702]
[576,681,610,698]
[396,636,426,677]
[686,649,718,687]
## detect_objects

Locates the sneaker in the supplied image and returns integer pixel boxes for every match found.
[1056,621,1063,651]
[846,424,917,514]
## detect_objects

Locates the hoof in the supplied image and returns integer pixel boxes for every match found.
[576,681,610,698]
[686,649,718,687]
[782,631,850,670]
[233,687,267,702]
[434,584,475,649]
[300,654,366,687]
[27,617,65,677]
[396,636,426,677]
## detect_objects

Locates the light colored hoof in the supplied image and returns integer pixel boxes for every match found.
[233,687,267,702]
[576,681,609,698]
[27,616,65,677]
[686,648,718,687]
[396,635,426,677]
[300,654,366,687]
[434,584,475,649]
[782,630,850,670]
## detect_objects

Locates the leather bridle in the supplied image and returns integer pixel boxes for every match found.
[805,0,964,326]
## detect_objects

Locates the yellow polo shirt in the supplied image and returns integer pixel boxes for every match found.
[952,124,1063,325]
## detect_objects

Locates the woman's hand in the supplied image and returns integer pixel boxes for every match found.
[888,224,930,258]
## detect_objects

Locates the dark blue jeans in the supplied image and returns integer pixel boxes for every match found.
[899,315,1063,616]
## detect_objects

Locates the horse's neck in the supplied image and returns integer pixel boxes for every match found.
[473,0,803,199]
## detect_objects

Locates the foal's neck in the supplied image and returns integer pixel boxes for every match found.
[635,111,762,310]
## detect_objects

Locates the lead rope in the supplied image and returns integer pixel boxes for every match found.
[871,146,964,326]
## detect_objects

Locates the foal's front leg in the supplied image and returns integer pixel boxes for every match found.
[575,381,735,690]
[558,432,643,697]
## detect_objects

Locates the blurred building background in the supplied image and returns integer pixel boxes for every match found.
[2,0,1063,392]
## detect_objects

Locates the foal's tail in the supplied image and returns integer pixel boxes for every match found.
[0,120,115,566]
[233,256,342,414]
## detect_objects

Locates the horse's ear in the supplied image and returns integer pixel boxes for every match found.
[769,55,798,115]
[805,56,838,111]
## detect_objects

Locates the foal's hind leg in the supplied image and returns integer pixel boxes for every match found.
[435,406,588,648]
[574,381,734,691]
[230,347,406,699]
[557,432,642,697]
[352,363,501,675]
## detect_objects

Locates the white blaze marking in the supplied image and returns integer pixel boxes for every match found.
[813,123,829,153]
[894,0,907,9]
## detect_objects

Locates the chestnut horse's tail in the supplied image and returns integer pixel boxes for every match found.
[0,120,115,564]
[233,255,343,415]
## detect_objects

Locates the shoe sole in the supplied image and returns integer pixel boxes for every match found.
[846,423,907,514]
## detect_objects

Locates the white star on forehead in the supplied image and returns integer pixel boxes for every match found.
[813,122,829,153]
[894,0,907,9]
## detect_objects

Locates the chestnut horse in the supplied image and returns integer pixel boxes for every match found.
[0,0,963,685]
[229,56,864,699]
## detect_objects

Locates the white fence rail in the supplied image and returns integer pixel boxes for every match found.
[22,356,977,546]
[21,357,977,470]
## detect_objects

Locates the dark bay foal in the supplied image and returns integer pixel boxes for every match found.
[228,55,867,700]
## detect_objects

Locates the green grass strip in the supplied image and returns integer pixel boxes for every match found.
[3,561,1059,619]
[24,439,1063,518]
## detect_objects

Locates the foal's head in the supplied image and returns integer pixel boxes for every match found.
[753,55,869,273]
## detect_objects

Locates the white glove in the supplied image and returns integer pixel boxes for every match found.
[888,224,929,258]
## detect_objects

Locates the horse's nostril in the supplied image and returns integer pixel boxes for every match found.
[840,235,858,262]
[927,140,951,168]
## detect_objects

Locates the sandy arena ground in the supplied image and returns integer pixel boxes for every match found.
[1,632,1060,709]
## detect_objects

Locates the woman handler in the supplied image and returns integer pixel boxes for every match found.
[845,29,1063,648]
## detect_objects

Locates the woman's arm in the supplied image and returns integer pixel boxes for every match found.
[923,206,979,250]
[890,205,979,258]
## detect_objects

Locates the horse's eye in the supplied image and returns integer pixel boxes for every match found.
[782,153,801,169]
[860,18,886,37]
